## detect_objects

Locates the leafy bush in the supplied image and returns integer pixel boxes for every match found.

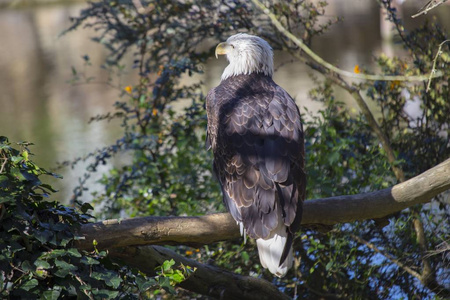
[0,137,195,298]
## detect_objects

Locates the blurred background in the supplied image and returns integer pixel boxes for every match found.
[0,0,449,202]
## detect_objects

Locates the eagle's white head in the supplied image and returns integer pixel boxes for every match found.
[215,33,274,81]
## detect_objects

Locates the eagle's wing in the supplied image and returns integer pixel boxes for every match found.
[206,77,305,241]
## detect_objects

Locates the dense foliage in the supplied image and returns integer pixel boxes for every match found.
[0,137,196,298]
[2,0,449,299]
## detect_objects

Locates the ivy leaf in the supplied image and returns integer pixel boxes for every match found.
[158,277,176,294]
[91,271,122,289]
[66,248,82,258]
[91,289,119,298]
[34,259,51,269]
[20,278,38,291]
[21,260,33,272]
[136,277,156,292]
[54,260,78,278]
[34,230,53,244]
[80,256,100,266]
[40,289,61,300]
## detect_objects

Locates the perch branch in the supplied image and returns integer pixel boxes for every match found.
[76,158,450,251]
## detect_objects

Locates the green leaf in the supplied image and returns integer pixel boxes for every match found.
[54,260,77,278]
[241,251,249,263]
[159,276,176,294]
[42,249,67,259]
[66,248,82,258]
[327,151,340,164]
[34,230,53,244]
[34,260,51,269]
[80,202,93,213]
[91,289,119,298]
[21,170,41,186]
[0,194,13,203]
[137,277,157,292]
[80,256,100,265]
[91,271,122,289]
[20,278,38,291]
[171,271,185,283]
[11,156,23,164]
[162,259,176,273]
[40,290,61,300]
[21,260,33,272]
[40,183,58,193]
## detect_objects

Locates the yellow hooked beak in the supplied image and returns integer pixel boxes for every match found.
[215,42,233,59]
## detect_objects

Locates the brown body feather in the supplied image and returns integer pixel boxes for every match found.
[206,73,305,268]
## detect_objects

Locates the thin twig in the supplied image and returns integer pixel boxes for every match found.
[412,0,448,19]
[75,275,94,300]
[424,240,450,260]
[350,234,423,280]
[0,158,7,174]
[426,39,450,92]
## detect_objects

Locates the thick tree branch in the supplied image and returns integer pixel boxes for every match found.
[78,213,240,250]
[109,245,290,300]
[77,158,450,251]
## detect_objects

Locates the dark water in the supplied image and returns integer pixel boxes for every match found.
[0,1,448,203]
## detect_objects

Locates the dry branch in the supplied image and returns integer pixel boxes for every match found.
[412,0,448,18]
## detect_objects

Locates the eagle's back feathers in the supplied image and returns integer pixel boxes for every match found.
[206,73,305,277]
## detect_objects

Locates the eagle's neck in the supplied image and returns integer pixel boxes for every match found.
[221,51,273,81]
[220,73,273,86]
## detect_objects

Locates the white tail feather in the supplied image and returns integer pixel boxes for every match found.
[238,222,247,244]
[256,223,293,278]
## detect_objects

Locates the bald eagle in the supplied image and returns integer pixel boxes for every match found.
[206,33,305,277]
